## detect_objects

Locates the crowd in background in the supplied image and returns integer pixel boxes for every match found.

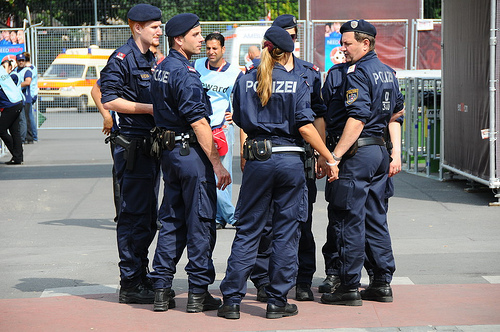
[0,51,39,165]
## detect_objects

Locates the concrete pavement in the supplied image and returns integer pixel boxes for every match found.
[0,129,499,332]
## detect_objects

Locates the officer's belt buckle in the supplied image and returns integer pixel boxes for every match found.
[175,134,188,142]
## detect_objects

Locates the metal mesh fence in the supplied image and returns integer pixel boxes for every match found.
[34,21,306,129]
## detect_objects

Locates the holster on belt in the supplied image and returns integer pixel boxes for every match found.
[162,130,176,151]
[115,135,137,171]
[251,139,272,161]
[344,141,358,158]
[242,139,254,160]
[386,140,393,162]
[304,143,316,180]
[104,131,119,145]
[150,127,176,158]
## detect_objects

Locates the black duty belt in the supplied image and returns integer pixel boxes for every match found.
[357,137,385,147]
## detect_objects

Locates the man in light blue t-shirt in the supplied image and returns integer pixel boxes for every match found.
[194,32,242,229]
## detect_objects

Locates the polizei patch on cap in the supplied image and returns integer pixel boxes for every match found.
[351,21,358,29]
[346,89,358,105]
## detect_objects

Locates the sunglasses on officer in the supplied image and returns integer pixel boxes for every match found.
[290,34,297,41]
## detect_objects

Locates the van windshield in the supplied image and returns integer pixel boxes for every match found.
[43,64,85,78]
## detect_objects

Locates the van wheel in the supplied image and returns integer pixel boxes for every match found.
[77,96,88,113]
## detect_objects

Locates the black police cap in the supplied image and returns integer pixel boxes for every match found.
[127,4,162,22]
[340,19,377,37]
[272,14,297,30]
[264,26,294,53]
[165,13,200,37]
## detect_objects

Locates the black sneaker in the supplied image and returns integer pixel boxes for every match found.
[266,303,298,319]
[119,283,155,304]
[360,282,393,302]
[186,291,222,313]
[256,283,269,302]
[320,286,362,306]
[153,288,177,311]
[295,283,314,301]
[217,304,240,319]
[318,274,341,293]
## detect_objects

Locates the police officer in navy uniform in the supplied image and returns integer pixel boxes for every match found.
[147,13,231,313]
[320,19,401,306]
[322,61,404,300]
[218,27,337,320]
[99,4,163,304]
[249,14,328,302]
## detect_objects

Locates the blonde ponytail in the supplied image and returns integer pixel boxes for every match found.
[256,46,287,106]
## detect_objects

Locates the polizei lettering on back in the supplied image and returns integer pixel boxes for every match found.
[153,69,170,83]
[372,71,394,84]
[202,82,229,93]
[245,80,297,93]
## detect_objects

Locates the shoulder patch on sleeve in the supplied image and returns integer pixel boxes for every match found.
[187,65,197,73]
[347,64,356,74]
[346,89,358,105]
[115,52,126,60]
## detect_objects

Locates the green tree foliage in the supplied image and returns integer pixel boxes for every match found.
[1,0,298,27]
[424,0,441,19]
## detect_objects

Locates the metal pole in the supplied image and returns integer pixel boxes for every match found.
[489,0,499,188]
[94,0,98,26]
[439,0,445,181]
[304,0,312,62]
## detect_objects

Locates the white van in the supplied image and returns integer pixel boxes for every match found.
[223,25,301,71]
[38,46,114,112]
[223,26,269,71]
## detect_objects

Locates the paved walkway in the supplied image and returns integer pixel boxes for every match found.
[1,129,499,332]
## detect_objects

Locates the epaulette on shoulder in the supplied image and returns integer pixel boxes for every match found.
[115,52,127,61]
[312,64,320,72]
[347,64,357,74]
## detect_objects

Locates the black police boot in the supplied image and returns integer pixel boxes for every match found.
[217,304,240,319]
[256,283,269,302]
[318,275,341,293]
[119,282,155,304]
[295,283,314,301]
[320,285,362,306]
[153,288,177,311]
[266,303,298,319]
[186,291,222,313]
[360,282,393,302]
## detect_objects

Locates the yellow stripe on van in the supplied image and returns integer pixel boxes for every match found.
[56,54,111,60]
[38,79,97,89]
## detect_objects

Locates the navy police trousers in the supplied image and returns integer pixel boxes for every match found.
[325,144,395,287]
[220,154,307,306]
[149,144,217,294]
[114,141,160,289]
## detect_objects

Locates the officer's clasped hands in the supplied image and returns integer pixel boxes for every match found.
[317,155,338,182]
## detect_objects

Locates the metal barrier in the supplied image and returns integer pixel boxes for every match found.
[400,77,442,177]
